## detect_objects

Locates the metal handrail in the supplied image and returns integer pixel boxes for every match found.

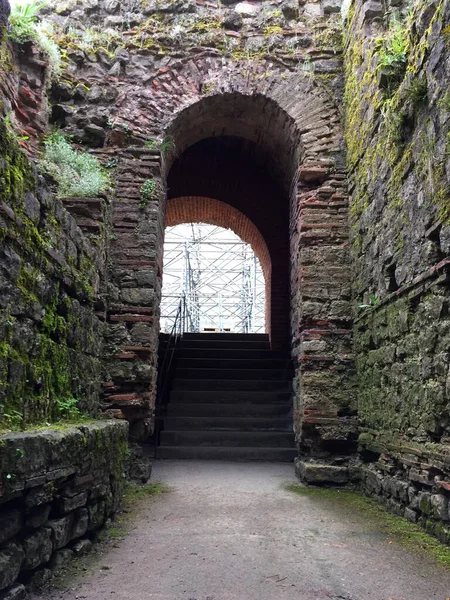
[153,294,193,452]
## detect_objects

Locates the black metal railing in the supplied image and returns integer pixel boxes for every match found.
[152,294,192,453]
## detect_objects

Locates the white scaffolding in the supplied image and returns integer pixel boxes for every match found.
[160,224,266,334]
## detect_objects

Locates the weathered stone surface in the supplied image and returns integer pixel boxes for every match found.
[221,11,243,31]
[0,509,22,545]
[26,505,51,529]
[88,501,106,530]
[72,508,89,540]
[322,0,342,14]
[0,583,26,600]
[0,543,24,591]
[0,422,127,591]
[49,548,74,572]
[25,568,52,591]
[0,0,10,26]
[59,492,88,514]
[295,460,349,484]
[48,516,73,550]
[22,528,52,570]
[72,538,93,556]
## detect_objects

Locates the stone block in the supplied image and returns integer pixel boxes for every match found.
[0,510,22,545]
[88,501,107,530]
[0,542,24,591]
[22,528,52,570]
[431,494,449,521]
[0,584,26,600]
[418,491,431,516]
[404,507,418,523]
[359,0,384,22]
[322,0,342,14]
[24,485,55,509]
[48,515,73,550]
[59,492,88,514]
[72,539,92,556]
[235,2,259,16]
[25,568,52,592]
[295,459,349,484]
[49,548,74,572]
[23,192,40,223]
[221,11,243,31]
[303,3,322,18]
[25,505,51,529]
[71,508,88,540]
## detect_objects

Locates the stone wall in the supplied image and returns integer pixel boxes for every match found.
[0,421,128,597]
[35,0,356,461]
[0,115,109,428]
[345,0,450,534]
[101,147,164,444]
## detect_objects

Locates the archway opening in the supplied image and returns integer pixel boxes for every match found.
[161,223,266,335]
[166,134,291,349]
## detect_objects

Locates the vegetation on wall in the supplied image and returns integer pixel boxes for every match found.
[8,0,62,79]
[139,178,161,209]
[39,132,110,197]
[0,120,100,433]
[345,0,449,245]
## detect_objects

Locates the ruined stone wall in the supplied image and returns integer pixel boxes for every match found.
[0,421,128,597]
[0,9,112,428]
[0,117,109,428]
[38,0,356,462]
[345,0,450,538]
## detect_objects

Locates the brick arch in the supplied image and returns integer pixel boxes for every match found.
[166,196,272,334]
[113,55,343,182]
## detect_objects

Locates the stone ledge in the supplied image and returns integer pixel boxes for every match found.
[295,458,356,485]
[0,421,128,597]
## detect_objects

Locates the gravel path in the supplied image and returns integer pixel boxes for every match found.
[33,460,450,600]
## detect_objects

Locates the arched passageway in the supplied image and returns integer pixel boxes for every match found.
[162,91,301,350]
[165,197,272,338]
[106,85,355,473]
[160,221,266,335]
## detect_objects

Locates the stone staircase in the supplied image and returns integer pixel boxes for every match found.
[157,333,297,460]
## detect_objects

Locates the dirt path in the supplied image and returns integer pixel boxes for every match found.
[33,460,450,600]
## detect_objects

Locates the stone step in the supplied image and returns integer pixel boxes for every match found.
[182,333,269,342]
[178,340,270,350]
[157,446,297,461]
[166,403,293,417]
[176,348,290,360]
[175,368,293,380]
[169,390,292,404]
[163,416,293,431]
[159,430,295,448]
[171,379,292,391]
[176,358,292,369]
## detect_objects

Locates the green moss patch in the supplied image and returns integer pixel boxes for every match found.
[285,484,450,569]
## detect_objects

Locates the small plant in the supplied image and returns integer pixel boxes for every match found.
[159,135,176,156]
[0,407,23,430]
[39,132,110,198]
[359,292,381,310]
[139,179,161,208]
[144,139,159,149]
[377,20,409,97]
[404,78,427,106]
[8,1,61,79]
[8,0,46,43]
[378,22,409,71]
[55,397,81,420]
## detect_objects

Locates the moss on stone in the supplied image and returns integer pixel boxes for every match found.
[285,484,450,568]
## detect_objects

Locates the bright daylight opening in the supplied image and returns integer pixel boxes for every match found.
[160,223,265,334]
